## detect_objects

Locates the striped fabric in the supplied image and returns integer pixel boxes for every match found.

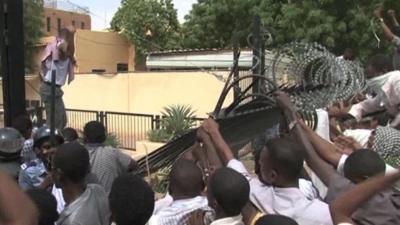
[149,196,214,225]
[21,139,35,163]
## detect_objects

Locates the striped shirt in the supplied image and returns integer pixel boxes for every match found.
[86,144,132,194]
[148,196,214,225]
[21,139,35,163]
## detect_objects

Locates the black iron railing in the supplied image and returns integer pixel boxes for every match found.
[104,111,154,150]
[25,107,205,150]
[66,109,100,131]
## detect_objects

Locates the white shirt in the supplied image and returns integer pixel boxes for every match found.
[148,196,214,225]
[44,58,70,86]
[306,108,331,198]
[52,185,65,213]
[228,159,333,225]
[153,193,173,215]
[210,215,244,225]
[315,109,330,141]
[343,129,373,147]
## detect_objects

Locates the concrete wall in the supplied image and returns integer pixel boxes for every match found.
[12,72,233,118]
[74,30,135,73]
[43,8,91,36]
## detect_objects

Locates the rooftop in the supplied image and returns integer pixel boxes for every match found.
[44,0,89,15]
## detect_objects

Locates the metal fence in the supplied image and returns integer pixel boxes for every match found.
[104,112,154,150]
[66,109,100,131]
[26,107,204,150]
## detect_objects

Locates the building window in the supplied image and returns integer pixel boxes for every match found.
[92,69,106,73]
[72,20,75,27]
[57,18,61,32]
[117,63,129,72]
[46,17,51,32]
[81,22,85,29]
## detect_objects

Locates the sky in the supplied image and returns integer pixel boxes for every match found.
[68,0,197,31]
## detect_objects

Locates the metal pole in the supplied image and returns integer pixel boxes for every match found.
[252,15,261,95]
[0,0,26,126]
[233,35,240,99]
[50,69,56,144]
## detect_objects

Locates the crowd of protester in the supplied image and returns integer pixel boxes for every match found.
[2,7,400,225]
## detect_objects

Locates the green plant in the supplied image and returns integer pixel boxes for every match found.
[161,105,196,137]
[147,129,170,143]
[147,105,197,142]
[104,133,121,148]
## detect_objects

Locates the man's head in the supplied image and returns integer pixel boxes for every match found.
[365,54,393,79]
[168,159,204,199]
[344,149,385,183]
[259,137,305,187]
[109,174,154,225]
[255,215,299,225]
[62,127,79,143]
[343,48,355,61]
[33,126,64,167]
[26,188,59,225]
[52,143,90,188]
[207,167,249,217]
[58,28,75,60]
[11,115,33,139]
[83,121,106,144]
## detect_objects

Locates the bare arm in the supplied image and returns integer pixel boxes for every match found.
[0,171,38,225]
[274,91,337,186]
[199,119,261,224]
[201,119,235,165]
[330,171,400,224]
[299,121,342,167]
[375,8,396,41]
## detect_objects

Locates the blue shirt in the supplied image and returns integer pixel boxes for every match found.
[18,158,47,190]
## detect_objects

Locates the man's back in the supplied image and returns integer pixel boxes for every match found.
[86,144,131,194]
[57,184,110,225]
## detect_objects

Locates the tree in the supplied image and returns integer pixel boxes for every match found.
[182,0,400,61]
[182,0,261,49]
[24,0,44,73]
[258,0,400,61]
[111,0,181,64]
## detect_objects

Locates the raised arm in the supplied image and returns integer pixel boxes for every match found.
[375,7,397,41]
[274,91,337,186]
[0,171,38,225]
[299,120,342,167]
[196,127,223,173]
[199,119,261,225]
[330,171,400,224]
[201,118,235,165]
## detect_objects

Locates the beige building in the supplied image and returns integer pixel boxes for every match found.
[21,72,232,118]
[32,30,135,74]
[43,0,91,36]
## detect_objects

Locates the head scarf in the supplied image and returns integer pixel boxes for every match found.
[372,126,400,167]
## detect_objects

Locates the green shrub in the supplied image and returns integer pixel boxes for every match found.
[147,129,170,143]
[148,104,196,142]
